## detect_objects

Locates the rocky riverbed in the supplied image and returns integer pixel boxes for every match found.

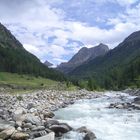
[0,89,101,140]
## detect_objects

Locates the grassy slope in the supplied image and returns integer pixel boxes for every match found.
[0,72,77,93]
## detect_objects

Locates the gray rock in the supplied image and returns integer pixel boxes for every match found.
[0,119,12,131]
[34,132,55,140]
[0,127,15,139]
[116,104,124,109]
[27,103,34,110]
[15,121,23,127]
[77,126,96,140]
[84,131,96,140]
[11,131,29,140]
[44,119,59,128]
[133,97,140,105]
[32,126,45,131]
[49,123,72,137]
[24,114,41,125]
[43,112,55,119]
[14,108,24,115]
[30,130,47,138]
[76,126,89,133]
[17,127,22,131]
[23,123,33,129]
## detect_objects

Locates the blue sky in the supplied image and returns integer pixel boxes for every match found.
[0,0,140,66]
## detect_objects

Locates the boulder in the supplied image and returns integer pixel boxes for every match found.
[0,119,13,132]
[43,112,55,119]
[0,124,11,132]
[76,126,88,133]
[76,126,96,140]
[44,119,59,128]
[11,132,29,140]
[23,123,33,129]
[133,97,140,105]
[34,132,55,140]
[116,104,124,109]
[84,131,96,140]
[15,121,23,127]
[27,103,34,110]
[32,126,45,131]
[30,130,47,138]
[0,127,15,139]
[13,108,25,120]
[24,114,41,125]
[49,123,72,136]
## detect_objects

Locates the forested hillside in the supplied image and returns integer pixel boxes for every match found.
[0,23,65,81]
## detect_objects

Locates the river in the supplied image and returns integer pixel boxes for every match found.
[54,91,140,140]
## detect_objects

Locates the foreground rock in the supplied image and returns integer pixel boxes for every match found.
[11,131,29,140]
[34,132,55,140]
[49,123,72,137]
[0,126,15,139]
[77,126,96,140]
[0,89,100,139]
[133,97,140,105]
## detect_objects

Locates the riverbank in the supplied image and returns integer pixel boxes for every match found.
[0,89,102,140]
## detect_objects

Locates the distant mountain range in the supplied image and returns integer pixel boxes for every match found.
[0,23,65,81]
[68,31,140,89]
[57,43,109,73]
[0,21,139,90]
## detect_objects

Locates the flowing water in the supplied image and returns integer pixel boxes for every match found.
[54,91,140,140]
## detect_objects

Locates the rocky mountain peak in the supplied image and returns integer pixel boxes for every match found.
[44,60,53,67]
[57,43,109,73]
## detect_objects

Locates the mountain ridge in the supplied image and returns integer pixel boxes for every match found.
[69,30,140,89]
[0,22,65,81]
[57,43,109,73]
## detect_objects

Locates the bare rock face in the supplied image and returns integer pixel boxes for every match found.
[57,43,109,73]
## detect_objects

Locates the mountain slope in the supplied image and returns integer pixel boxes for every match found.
[57,43,109,73]
[0,23,65,81]
[69,31,140,89]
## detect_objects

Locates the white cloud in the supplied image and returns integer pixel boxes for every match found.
[1,0,140,65]
[116,0,138,6]
[53,58,67,63]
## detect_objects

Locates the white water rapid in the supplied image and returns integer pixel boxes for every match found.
[54,91,140,140]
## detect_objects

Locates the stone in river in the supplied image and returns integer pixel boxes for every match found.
[44,119,59,128]
[49,123,72,137]
[133,97,140,105]
[34,132,55,140]
[84,131,96,140]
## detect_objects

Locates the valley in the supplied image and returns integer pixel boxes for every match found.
[0,2,140,139]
